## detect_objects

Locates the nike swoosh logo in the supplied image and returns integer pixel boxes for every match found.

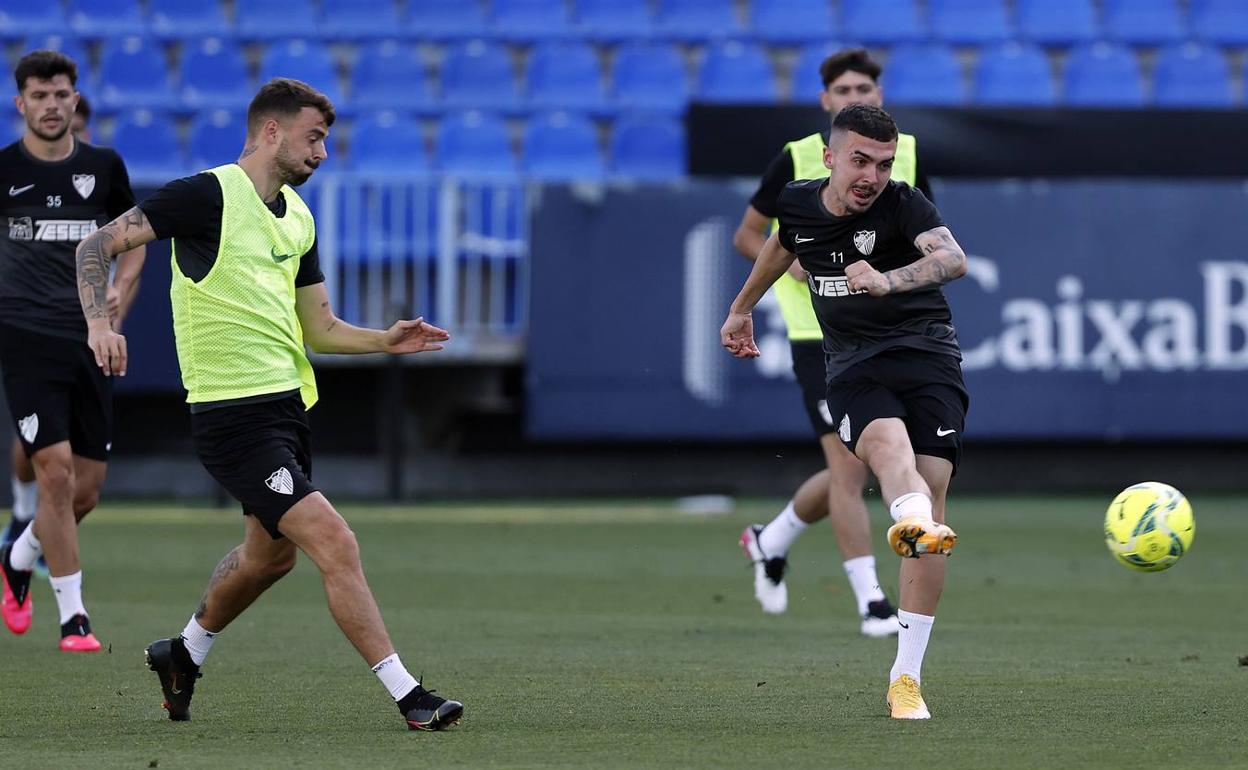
[8,184,34,196]
[270,247,297,263]
[898,620,909,629]
[794,236,814,243]
[936,427,956,436]
[170,675,182,695]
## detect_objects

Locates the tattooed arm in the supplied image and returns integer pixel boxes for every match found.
[844,226,968,297]
[295,282,449,355]
[76,207,158,375]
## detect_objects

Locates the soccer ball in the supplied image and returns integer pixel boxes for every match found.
[1103,482,1195,572]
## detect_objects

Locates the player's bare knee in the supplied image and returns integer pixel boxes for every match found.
[260,550,298,583]
[72,489,100,518]
[316,524,362,575]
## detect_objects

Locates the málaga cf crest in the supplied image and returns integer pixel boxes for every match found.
[72,174,95,199]
[853,230,876,255]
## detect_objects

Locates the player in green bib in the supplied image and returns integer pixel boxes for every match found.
[733,49,931,636]
[74,79,463,731]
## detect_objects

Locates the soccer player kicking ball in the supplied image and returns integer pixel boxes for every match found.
[721,104,968,720]
[74,79,463,731]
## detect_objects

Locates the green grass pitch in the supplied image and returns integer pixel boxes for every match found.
[1,497,1244,769]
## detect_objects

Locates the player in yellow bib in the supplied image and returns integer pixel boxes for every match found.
[733,49,931,636]
[74,79,463,731]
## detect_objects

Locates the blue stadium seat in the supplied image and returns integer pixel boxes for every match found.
[1191,0,1248,47]
[435,111,518,176]
[654,0,742,42]
[350,111,430,173]
[973,43,1055,106]
[0,3,69,40]
[1153,44,1233,107]
[188,109,245,169]
[20,36,92,78]
[697,41,778,104]
[842,0,923,45]
[111,110,184,179]
[791,42,850,102]
[404,0,487,40]
[1063,43,1144,107]
[489,0,573,42]
[440,40,522,113]
[748,0,836,45]
[929,0,1011,45]
[321,0,401,40]
[574,0,652,42]
[527,43,609,115]
[883,45,965,105]
[1104,0,1184,46]
[96,37,176,111]
[68,0,146,38]
[610,115,684,181]
[149,0,232,40]
[235,0,320,41]
[1017,0,1098,46]
[524,111,605,181]
[259,40,345,109]
[180,38,252,111]
[613,43,688,113]
[352,41,436,114]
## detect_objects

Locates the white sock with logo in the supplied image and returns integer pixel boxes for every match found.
[843,555,887,616]
[9,524,42,570]
[889,610,935,684]
[373,653,420,701]
[180,616,218,666]
[889,492,933,524]
[757,501,807,557]
[50,571,86,624]
[11,476,36,523]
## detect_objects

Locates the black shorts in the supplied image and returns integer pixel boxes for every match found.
[191,394,317,539]
[825,348,969,473]
[790,340,837,438]
[0,323,112,461]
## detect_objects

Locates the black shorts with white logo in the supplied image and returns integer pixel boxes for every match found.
[191,392,317,539]
[0,323,112,461]
[825,347,969,474]
[790,340,837,438]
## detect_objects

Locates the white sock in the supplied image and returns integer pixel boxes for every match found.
[11,477,36,523]
[757,501,808,557]
[889,610,935,684]
[843,555,887,616]
[180,616,218,666]
[889,492,933,524]
[372,653,420,701]
[9,524,42,570]
[50,571,86,625]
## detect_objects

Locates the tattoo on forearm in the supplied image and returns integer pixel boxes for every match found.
[76,228,115,320]
[885,229,965,293]
[194,546,242,620]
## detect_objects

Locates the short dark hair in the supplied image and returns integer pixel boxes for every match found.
[14,50,78,93]
[246,78,336,136]
[75,93,91,121]
[819,48,882,89]
[831,104,898,143]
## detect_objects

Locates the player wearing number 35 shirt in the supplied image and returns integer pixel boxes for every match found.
[721,105,969,721]
[0,50,144,653]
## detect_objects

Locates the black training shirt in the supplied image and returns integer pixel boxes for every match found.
[139,171,323,287]
[0,139,136,340]
[776,178,961,377]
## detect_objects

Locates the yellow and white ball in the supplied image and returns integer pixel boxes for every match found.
[1104,482,1194,572]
